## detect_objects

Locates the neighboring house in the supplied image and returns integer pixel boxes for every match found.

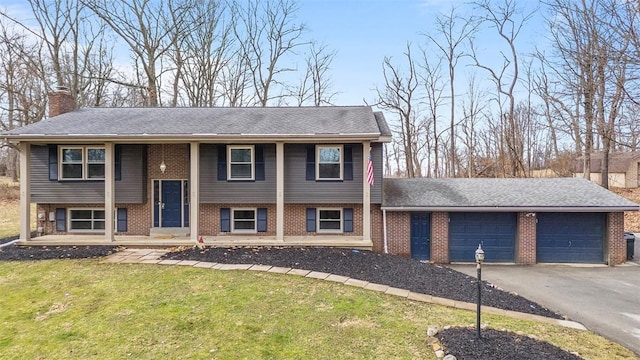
[2,88,639,265]
[574,152,640,188]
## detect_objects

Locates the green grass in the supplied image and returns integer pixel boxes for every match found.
[0,261,636,359]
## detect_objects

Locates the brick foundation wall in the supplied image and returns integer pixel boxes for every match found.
[517,212,536,264]
[284,204,363,236]
[607,212,626,265]
[36,203,148,235]
[431,212,449,263]
[385,212,410,256]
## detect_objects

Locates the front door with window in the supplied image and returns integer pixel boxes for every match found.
[153,180,188,228]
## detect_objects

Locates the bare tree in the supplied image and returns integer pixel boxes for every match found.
[418,47,446,177]
[233,0,306,106]
[293,41,337,106]
[424,6,478,177]
[82,0,194,106]
[472,0,534,177]
[374,44,421,177]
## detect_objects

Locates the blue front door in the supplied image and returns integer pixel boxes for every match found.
[161,180,182,227]
[411,212,431,260]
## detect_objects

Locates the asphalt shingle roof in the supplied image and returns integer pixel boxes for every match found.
[382,177,639,210]
[4,106,387,138]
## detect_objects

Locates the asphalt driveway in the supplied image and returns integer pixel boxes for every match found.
[448,257,640,355]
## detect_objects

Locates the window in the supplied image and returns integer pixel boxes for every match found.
[317,145,342,180]
[69,209,105,231]
[232,209,256,233]
[318,208,342,233]
[60,146,105,180]
[228,145,254,180]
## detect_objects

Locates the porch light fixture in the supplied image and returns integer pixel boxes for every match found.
[475,244,485,339]
[160,160,167,174]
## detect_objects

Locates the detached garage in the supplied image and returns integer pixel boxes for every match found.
[381,177,639,265]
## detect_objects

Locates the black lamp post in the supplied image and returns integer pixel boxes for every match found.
[475,244,485,339]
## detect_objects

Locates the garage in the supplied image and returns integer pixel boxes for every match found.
[449,212,516,262]
[536,213,606,263]
[410,212,430,260]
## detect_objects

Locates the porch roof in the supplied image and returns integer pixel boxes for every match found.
[381,177,640,212]
[3,106,391,143]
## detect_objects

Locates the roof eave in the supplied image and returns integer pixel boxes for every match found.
[4,133,387,144]
[380,206,640,212]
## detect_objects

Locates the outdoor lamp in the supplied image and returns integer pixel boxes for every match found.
[160,161,167,174]
[475,244,484,339]
[475,244,485,264]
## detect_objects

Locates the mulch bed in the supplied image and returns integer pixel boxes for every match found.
[161,246,563,319]
[437,327,583,360]
[0,244,118,260]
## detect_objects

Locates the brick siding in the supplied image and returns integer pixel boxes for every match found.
[198,204,276,236]
[431,212,449,263]
[284,204,363,236]
[607,212,626,265]
[517,212,536,264]
[385,211,410,256]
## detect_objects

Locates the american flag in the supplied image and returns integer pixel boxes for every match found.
[366,149,374,186]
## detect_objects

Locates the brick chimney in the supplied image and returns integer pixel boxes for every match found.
[48,86,76,117]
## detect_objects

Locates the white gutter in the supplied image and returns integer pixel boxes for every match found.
[380,206,640,212]
[382,208,388,254]
[0,238,20,248]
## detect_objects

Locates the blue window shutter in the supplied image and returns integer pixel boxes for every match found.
[220,208,230,232]
[255,145,265,181]
[217,145,227,181]
[344,208,353,232]
[48,145,58,181]
[306,145,315,180]
[344,145,353,181]
[117,208,128,232]
[306,208,316,232]
[115,145,122,181]
[55,208,66,232]
[257,208,267,232]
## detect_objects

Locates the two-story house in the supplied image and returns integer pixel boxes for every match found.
[5,88,391,250]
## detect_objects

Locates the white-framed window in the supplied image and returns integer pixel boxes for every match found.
[316,145,342,180]
[68,208,105,232]
[228,145,254,180]
[60,146,105,180]
[318,208,342,233]
[232,208,257,233]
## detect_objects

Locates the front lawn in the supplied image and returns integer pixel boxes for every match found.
[0,260,635,359]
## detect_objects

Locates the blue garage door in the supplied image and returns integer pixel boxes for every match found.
[449,212,516,262]
[536,213,605,263]
[411,212,430,260]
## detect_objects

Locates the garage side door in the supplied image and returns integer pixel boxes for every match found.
[536,213,605,263]
[410,212,430,260]
[449,212,516,262]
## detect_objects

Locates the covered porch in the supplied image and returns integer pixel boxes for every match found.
[15,234,373,250]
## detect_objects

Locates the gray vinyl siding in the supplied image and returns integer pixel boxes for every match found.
[285,143,383,204]
[30,144,146,204]
[199,144,276,203]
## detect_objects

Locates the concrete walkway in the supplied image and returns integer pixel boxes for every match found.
[103,249,586,331]
[448,262,640,356]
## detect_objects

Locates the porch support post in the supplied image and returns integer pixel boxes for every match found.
[190,142,200,241]
[276,142,284,241]
[363,141,371,241]
[104,142,115,242]
[19,142,31,241]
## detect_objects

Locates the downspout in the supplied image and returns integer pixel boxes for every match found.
[382,209,388,254]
